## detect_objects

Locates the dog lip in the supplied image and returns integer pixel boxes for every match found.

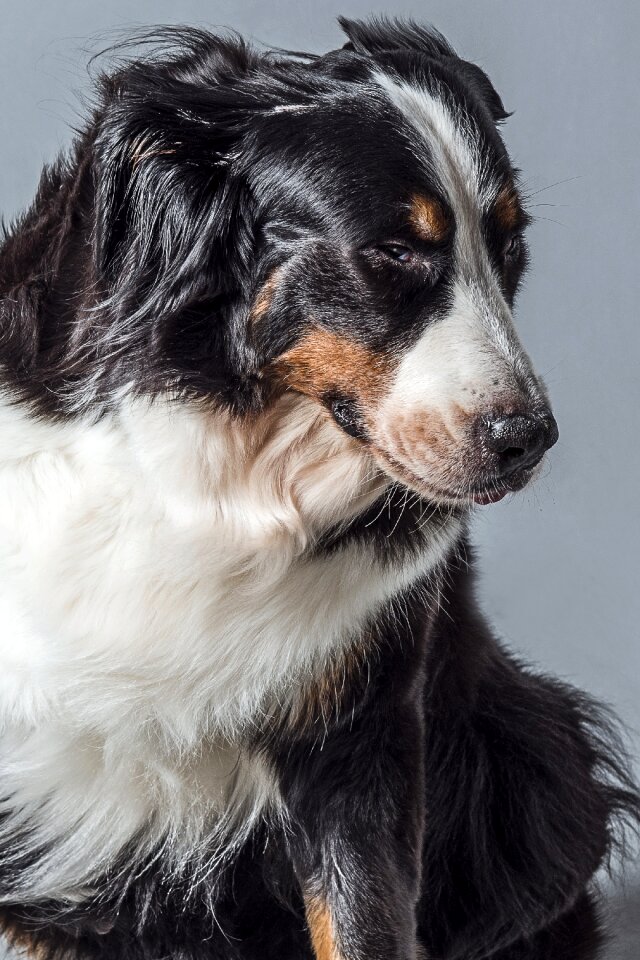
[471,487,510,505]
[469,465,537,505]
[371,443,539,506]
[370,444,483,505]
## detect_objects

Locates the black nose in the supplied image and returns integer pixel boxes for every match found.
[483,412,559,477]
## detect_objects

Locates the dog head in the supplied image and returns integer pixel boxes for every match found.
[92,18,557,507]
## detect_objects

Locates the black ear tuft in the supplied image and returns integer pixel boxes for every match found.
[338,16,510,124]
[338,16,455,60]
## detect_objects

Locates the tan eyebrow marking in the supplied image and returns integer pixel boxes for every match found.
[493,183,526,231]
[409,193,451,243]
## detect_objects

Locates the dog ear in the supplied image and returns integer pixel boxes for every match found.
[449,60,511,123]
[92,33,263,334]
[338,16,510,123]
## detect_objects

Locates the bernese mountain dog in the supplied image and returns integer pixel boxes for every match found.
[0,16,637,960]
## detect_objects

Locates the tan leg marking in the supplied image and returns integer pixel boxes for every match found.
[305,895,343,960]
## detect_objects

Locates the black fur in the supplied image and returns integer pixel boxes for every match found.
[0,16,638,960]
[2,546,637,959]
[0,18,521,422]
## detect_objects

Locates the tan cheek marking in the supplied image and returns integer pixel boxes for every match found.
[305,895,343,960]
[272,329,393,410]
[493,184,525,231]
[409,193,451,243]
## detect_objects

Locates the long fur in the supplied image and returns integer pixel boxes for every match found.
[0,16,637,960]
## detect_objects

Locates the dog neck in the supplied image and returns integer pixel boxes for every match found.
[0,388,463,901]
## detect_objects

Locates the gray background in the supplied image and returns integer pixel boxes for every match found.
[1,0,638,955]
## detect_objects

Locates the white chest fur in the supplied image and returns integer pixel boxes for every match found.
[0,391,459,900]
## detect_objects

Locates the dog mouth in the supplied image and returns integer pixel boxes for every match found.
[466,469,534,505]
[370,445,538,507]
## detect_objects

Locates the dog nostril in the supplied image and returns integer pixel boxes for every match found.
[502,445,527,462]
[482,412,556,477]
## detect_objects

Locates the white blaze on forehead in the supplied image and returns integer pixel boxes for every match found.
[375,71,499,211]
[375,71,505,336]
[375,71,501,299]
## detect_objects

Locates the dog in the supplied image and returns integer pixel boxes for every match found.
[0,16,637,960]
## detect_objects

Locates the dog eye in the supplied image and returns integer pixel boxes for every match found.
[504,234,524,261]
[377,243,415,263]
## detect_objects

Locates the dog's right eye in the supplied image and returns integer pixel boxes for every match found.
[376,243,415,263]
[360,243,443,287]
